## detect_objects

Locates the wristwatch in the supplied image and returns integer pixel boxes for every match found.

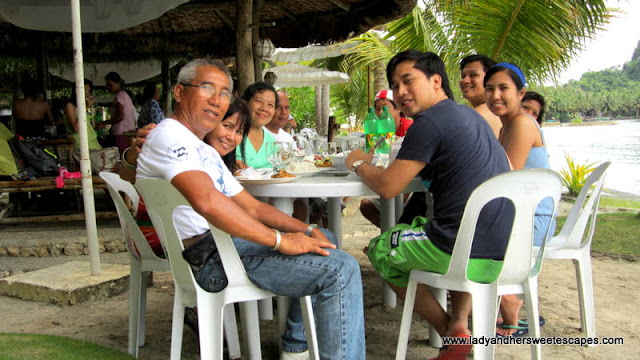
[352,159,366,174]
[305,224,318,236]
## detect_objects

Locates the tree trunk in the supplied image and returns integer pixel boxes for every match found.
[236,0,254,94]
[252,0,263,82]
[373,59,387,95]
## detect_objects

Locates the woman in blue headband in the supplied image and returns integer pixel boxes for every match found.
[484,62,555,337]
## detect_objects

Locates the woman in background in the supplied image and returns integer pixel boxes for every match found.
[63,79,102,150]
[138,83,165,127]
[99,71,137,154]
[12,77,54,139]
[522,91,547,125]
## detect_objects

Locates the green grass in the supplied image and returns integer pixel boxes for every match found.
[0,333,134,360]
[599,196,640,210]
[555,212,640,259]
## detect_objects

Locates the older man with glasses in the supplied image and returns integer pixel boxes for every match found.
[136,58,365,360]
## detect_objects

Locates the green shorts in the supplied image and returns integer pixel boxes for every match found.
[367,216,504,287]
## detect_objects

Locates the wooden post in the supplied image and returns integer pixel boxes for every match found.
[252,0,263,82]
[236,0,255,94]
[161,58,172,116]
[37,33,51,102]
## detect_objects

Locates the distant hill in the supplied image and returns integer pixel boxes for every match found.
[543,40,640,122]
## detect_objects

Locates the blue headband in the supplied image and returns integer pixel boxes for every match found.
[494,62,527,88]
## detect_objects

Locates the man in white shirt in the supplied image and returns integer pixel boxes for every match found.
[136,59,365,360]
[265,91,295,143]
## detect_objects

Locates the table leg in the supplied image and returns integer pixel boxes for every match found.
[327,198,342,249]
[380,197,397,308]
[271,197,294,216]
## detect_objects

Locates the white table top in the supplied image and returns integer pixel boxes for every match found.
[242,175,426,198]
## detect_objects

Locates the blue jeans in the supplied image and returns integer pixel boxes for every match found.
[193,229,365,360]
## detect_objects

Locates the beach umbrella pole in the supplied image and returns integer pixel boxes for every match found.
[71,0,100,275]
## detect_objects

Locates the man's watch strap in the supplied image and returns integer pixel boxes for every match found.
[305,224,318,236]
[352,159,366,173]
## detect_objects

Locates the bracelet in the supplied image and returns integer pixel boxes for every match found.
[271,230,282,251]
[305,224,318,236]
[121,147,137,169]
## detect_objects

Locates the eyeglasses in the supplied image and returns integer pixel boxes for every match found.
[180,83,234,103]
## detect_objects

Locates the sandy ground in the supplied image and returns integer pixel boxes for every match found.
[1,199,638,359]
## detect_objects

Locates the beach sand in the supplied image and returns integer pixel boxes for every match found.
[0,198,637,359]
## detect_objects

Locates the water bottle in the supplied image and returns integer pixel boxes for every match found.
[376,106,395,154]
[94,106,104,137]
[363,107,378,152]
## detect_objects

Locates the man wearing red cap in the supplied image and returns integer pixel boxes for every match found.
[360,89,422,228]
[374,89,413,137]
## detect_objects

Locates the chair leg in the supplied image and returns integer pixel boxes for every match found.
[395,279,418,360]
[574,255,597,342]
[240,300,263,360]
[471,287,498,360]
[258,298,274,320]
[523,280,542,360]
[300,296,319,360]
[170,291,186,360]
[128,261,142,358]
[138,271,148,347]
[196,297,225,360]
[429,287,447,349]
[224,304,242,359]
[277,296,290,354]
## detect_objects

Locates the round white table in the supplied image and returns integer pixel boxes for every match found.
[243,174,427,307]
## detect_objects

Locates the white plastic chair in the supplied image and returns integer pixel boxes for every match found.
[99,172,242,359]
[136,178,319,360]
[533,161,611,343]
[395,169,562,360]
[300,127,319,139]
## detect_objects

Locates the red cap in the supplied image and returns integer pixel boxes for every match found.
[375,89,394,102]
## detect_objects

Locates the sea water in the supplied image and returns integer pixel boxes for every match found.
[543,120,640,196]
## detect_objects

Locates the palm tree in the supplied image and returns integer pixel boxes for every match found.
[331,0,612,129]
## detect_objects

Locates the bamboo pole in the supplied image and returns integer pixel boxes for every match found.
[70,0,100,275]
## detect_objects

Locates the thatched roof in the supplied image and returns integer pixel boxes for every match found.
[0,0,416,62]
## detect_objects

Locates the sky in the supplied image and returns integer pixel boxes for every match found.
[553,0,640,84]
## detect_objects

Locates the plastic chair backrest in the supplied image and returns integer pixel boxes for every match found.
[99,172,163,262]
[300,128,319,139]
[135,178,254,296]
[446,169,562,285]
[557,161,611,250]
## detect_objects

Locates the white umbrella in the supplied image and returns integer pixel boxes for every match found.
[0,0,187,275]
[50,59,180,84]
[269,43,356,63]
[263,64,349,88]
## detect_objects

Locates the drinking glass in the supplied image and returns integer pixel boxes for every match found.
[277,142,293,168]
[312,139,327,156]
[325,142,338,156]
[267,142,282,171]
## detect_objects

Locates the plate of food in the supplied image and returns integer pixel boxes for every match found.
[236,169,299,184]
[314,156,334,168]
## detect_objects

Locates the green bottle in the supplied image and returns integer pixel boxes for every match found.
[376,106,395,154]
[363,107,378,152]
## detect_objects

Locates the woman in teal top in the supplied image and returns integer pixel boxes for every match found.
[63,79,102,150]
[237,82,278,169]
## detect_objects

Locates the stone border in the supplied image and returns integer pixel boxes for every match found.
[0,239,127,258]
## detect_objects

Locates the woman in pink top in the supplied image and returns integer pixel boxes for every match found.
[101,71,138,154]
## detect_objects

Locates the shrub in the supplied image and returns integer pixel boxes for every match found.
[559,152,597,197]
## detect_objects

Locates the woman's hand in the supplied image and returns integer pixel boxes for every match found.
[235,160,248,170]
[134,123,157,153]
[278,232,335,256]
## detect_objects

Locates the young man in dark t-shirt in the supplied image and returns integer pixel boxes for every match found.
[346,50,513,359]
